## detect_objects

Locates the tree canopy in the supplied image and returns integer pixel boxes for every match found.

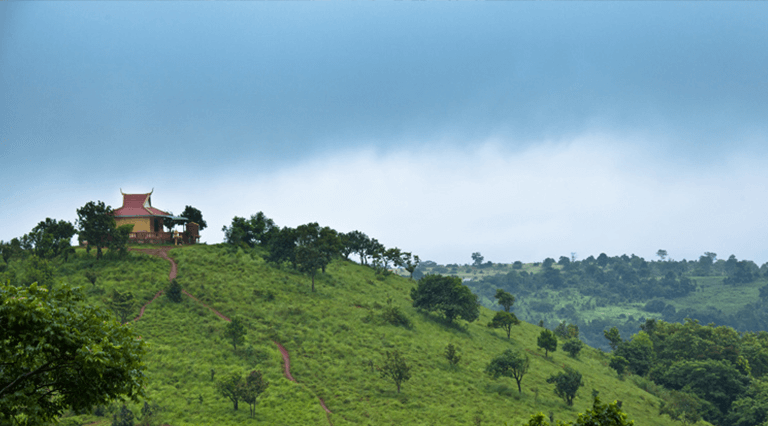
[76,201,116,259]
[411,274,479,324]
[1,281,147,424]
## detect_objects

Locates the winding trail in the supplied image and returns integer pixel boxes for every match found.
[130,246,333,424]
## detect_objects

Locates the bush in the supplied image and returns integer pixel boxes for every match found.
[382,305,412,329]
[166,279,183,303]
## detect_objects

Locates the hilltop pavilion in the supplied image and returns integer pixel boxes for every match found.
[113,190,199,244]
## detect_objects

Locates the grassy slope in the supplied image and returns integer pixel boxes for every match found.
[51,246,706,425]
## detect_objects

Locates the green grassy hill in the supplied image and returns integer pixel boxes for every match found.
[23,245,707,425]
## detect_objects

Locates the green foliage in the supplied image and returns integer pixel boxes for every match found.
[25,218,77,260]
[538,329,558,357]
[76,200,116,260]
[380,349,411,393]
[486,348,529,394]
[604,327,623,351]
[222,212,276,247]
[224,316,246,351]
[609,356,629,378]
[23,255,54,288]
[563,338,584,358]
[488,310,520,339]
[216,373,244,411]
[84,269,98,286]
[659,389,705,426]
[573,397,635,425]
[547,367,584,406]
[166,278,183,303]
[0,281,146,424]
[444,344,462,368]
[614,331,655,376]
[411,274,480,323]
[180,205,207,231]
[112,405,135,426]
[242,370,269,419]
[107,288,136,324]
[108,224,134,258]
[555,321,580,340]
[495,288,516,312]
[382,298,413,328]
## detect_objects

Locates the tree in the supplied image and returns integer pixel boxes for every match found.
[241,370,269,418]
[216,373,243,411]
[547,366,584,406]
[486,349,529,394]
[523,397,634,426]
[603,327,623,351]
[563,338,584,358]
[660,390,704,426]
[494,288,515,312]
[657,249,668,261]
[538,329,558,357]
[411,274,480,324]
[555,321,579,340]
[488,311,520,339]
[108,224,134,258]
[444,344,462,368]
[402,252,421,280]
[222,212,276,247]
[265,226,297,266]
[380,350,411,393]
[25,218,77,260]
[295,223,332,291]
[609,356,630,377]
[166,279,182,303]
[471,252,484,266]
[224,316,246,351]
[76,201,116,260]
[1,282,146,424]
[107,289,135,324]
[180,205,207,230]
[614,331,655,376]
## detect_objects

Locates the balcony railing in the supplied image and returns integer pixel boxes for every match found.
[128,231,199,245]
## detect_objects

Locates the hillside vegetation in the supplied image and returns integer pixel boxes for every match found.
[2,245,698,425]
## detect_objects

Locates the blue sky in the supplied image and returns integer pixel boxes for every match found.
[2,2,768,264]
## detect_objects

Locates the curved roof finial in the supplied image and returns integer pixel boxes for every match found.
[150,188,154,195]
[120,188,125,195]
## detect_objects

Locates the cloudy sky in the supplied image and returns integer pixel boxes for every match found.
[2,2,767,265]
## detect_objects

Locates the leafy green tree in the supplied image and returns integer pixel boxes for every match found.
[166,278,183,303]
[108,224,134,258]
[563,338,584,358]
[402,253,420,280]
[76,201,116,259]
[512,261,523,270]
[295,222,333,291]
[486,349,529,394]
[180,205,207,230]
[380,350,411,393]
[609,356,630,377]
[411,274,480,324]
[488,311,520,339]
[555,321,579,339]
[25,218,77,260]
[494,288,515,312]
[660,389,705,426]
[84,269,98,286]
[107,289,136,324]
[538,329,558,358]
[547,366,584,406]
[657,249,668,261]
[444,344,462,368]
[0,238,24,264]
[222,212,276,247]
[471,252,484,266]
[216,373,244,411]
[242,370,269,418]
[614,332,655,376]
[265,226,297,266]
[1,282,146,424]
[603,327,623,351]
[523,397,634,425]
[224,316,246,351]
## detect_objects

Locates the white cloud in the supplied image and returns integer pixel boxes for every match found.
[4,133,768,266]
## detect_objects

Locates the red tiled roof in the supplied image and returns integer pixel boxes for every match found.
[113,192,171,217]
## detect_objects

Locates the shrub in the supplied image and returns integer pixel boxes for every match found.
[166,279,183,303]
